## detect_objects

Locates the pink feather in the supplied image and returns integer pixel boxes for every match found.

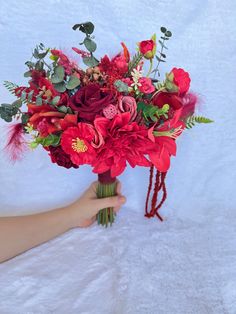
[181,92,199,119]
[5,123,28,162]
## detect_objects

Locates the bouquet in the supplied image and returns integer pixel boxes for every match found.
[0,22,213,227]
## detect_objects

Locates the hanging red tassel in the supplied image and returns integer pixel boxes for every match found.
[145,166,167,221]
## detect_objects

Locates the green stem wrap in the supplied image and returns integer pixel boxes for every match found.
[96,171,117,227]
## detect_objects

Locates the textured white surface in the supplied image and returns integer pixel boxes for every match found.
[0,0,236,313]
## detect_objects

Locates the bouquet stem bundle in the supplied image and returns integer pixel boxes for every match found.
[97,171,117,227]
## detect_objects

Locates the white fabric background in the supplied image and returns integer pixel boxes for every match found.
[0,0,235,313]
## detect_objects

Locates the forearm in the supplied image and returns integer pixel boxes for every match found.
[0,206,74,263]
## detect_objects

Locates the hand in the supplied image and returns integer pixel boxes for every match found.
[67,181,126,228]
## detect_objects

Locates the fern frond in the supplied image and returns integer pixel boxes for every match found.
[128,52,143,73]
[186,115,214,129]
[3,81,19,95]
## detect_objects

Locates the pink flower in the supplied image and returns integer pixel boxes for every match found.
[138,77,155,94]
[118,96,137,121]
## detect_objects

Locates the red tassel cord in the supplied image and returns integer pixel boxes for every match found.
[145,166,167,221]
[145,165,154,217]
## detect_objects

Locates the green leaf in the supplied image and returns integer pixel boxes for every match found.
[51,66,65,84]
[38,134,61,147]
[66,75,81,90]
[160,27,167,33]
[128,52,143,73]
[185,116,214,129]
[37,49,49,59]
[84,37,97,52]
[72,22,95,34]
[21,113,29,124]
[58,105,68,113]
[51,96,61,105]
[12,99,22,108]
[24,70,32,77]
[165,31,172,37]
[82,56,99,67]
[156,56,166,63]
[158,40,168,49]
[53,82,67,93]
[114,80,129,93]
[36,97,43,105]
[28,90,34,102]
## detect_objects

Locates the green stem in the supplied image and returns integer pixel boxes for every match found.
[96,179,117,227]
[146,58,153,78]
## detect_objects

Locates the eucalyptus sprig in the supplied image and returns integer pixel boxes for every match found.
[152,27,172,79]
[72,22,99,67]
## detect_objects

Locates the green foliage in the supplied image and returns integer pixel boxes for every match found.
[21,113,29,125]
[51,66,65,84]
[137,102,169,123]
[84,37,97,52]
[0,100,22,122]
[72,21,98,66]
[53,82,67,93]
[151,26,172,78]
[72,22,95,35]
[114,80,129,93]
[185,115,214,129]
[82,56,99,67]
[31,134,61,148]
[66,75,81,90]
[3,81,19,95]
[128,52,143,74]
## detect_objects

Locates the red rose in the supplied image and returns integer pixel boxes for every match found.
[48,146,79,169]
[152,92,183,111]
[171,68,191,95]
[69,83,115,122]
[139,39,156,59]
[138,77,155,94]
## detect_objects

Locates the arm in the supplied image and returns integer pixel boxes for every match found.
[0,181,126,263]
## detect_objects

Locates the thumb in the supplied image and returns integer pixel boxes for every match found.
[93,195,126,212]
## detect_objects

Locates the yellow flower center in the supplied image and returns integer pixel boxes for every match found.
[72,137,88,153]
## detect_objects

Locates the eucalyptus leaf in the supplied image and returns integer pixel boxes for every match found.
[51,66,65,84]
[82,56,99,67]
[51,96,60,105]
[66,75,81,90]
[53,82,67,93]
[72,22,95,34]
[24,70,32,78]
[58,105,68,113]
[114,80,129,93]
[160,27,167,33]
[84,37,97,52]
[165,31,172,37]
[36,97,43,105]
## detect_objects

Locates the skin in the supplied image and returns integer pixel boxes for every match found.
[0,181,126,263]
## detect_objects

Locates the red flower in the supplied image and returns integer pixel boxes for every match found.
[139,77,155,94]
[61,123,97,166]
[93,113,154,177]
[69,83,115,122]
[148,109,185,172]
[170,68,191,95]
[152,92,183,111]
[99,53,129,87]
[48,146,79,169]
[139,39,156,59]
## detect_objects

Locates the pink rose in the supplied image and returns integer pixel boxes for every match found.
[138,77,155,94]
[118,96,137,121]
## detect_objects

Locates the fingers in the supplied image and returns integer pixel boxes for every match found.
[92,195,126,213]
